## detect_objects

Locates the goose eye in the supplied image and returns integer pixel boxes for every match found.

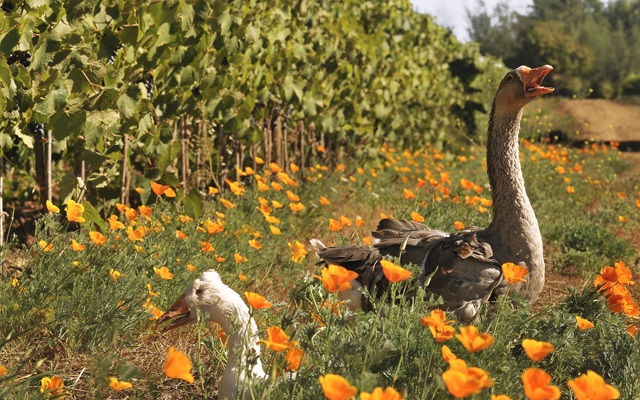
[506,75,514,82]
[195,288,203,295]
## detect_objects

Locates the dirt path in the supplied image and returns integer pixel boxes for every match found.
[562,98,640,142]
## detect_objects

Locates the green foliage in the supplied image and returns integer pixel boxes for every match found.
[468,0,640,98]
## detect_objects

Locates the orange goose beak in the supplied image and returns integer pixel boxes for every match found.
[518,65,554,98]
[156,293,193,332]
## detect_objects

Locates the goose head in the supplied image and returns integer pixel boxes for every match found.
[494,65,554,112]
[158,269,250,334]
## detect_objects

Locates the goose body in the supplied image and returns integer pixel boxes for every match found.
[313,65,554,323]
[158,270,266,399]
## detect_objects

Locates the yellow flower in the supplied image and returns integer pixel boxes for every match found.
[491,396,513,400]
[65,199,85,223]
[147,283,160,296]
[456,325,494,353]
[219,198,236,208]
[89,231,107,245]
[339,216,352,226]
[285,347,304,372]
[315,264,359,293]
[71,239,85,252]
[109,268,122,281]
[442,359,493,398]
[420,310,456,343]
[0,365,7,376]
[255,156,265,164]
[109,377,132,391]
[522,339,554,362]
[175,230,188,239]
[567,370,619,400]
[575,316,595,330]
[238,273,248,281]
[290,202,305,212]
[410,211,425,223]
[39,240,54,252]
[566,186,576,194]
[318,374,357,400]
[248,239,262,249]
[151,182,176,197]
[380,260,412,283]
[164,346,194,383]
[521,368,560,400]
[501,262,529,285]
[258,326,296,352]
[441,345,457,363]
[127,226,145,242]
[320,196,331,205]
[270,225,282,235]
[154,266,174,280]
[187,264,197,272]
[226,179,245,196]
[244,291,273,309]
[201,241,215,253]
[360,387,404,400]
[135,187,144,194]
[288,240,308,263]
[40,375,65,397]
[46,200,60,213]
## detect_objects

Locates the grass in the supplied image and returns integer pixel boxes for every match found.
[1,134,639,399]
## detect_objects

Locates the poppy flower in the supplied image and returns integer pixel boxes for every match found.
[272,200,284,209]
[521,368,560,400]
[285,347,304,372]
[138,205,152,217]
[164,346,194,383]
[320,196,331,205]
[258,326,295,352]
[490,396,512,400]
[46,200,60,213]
[244,291,273,309]
[356,217,365,227]
[442,359,493,398]
[234,253,249,263]
[109,377,133,391]
[329,219,343,232]
[289,241,308,263]
[501,262,528,285]
[147,283,160,296]
[575,316,595,330]
[110,268,122,281]
[175,230,188,239]
[315,264,358,293]
[127,226,145,241]
[219,198,236,208]
[403,188,416,200]
[454,221,465,230]
[39,240,54,252]
[567,370,619,400]
[201,241,215,253]
[290,202,305,212]
[360,387,404,400]
[238,273,248,281]
[567,186,575,194]
[318,374,357,400]
[441,345,457,363]
[456,326,493,353]
[187,264,197,272]
[40,376,65,396]
[248,239,262,249]
[225,179,245,196]
[65,199,85,223]
[108,215,125,230]
[270,225,282,235]
[204,219,224,234]
[420,310,456,343]
[410,212,425,223]
[522,339,554,362]
[90,231,107,245]
[594,261,634,291]
[380,260,412,283]
[71,239,85,252]
[0,365,7,376]
[154,266,174,280]
[151,182,176,197]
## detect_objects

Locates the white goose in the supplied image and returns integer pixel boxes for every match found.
[158,270,266,400]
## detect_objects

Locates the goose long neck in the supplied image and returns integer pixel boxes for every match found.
[485,102,544,296]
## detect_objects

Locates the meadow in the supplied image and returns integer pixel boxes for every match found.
[1,136,639,399]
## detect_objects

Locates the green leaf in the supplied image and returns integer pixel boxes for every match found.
[33,88,68,118]
[183,189,203,219]
[219,9,232,35]
[0,55,12,91]
[51,109,87,141]
[117,92,137,119]
[82,150,108,173]
[82,201,107,233]
[157,141,181,174]
[59,171,80,203]
[180,3,195,31]
[245,23,260,43]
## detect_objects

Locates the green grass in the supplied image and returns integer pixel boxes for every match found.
[1,138,638,399]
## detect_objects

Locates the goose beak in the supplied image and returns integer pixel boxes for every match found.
[518,65,555,98]
[157,294,193,332]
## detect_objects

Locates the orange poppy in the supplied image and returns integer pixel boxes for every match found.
[575,316,595,330]
[285,348,304,372]
[567,370,619,400]
[320,196,331,205]
[522,339,554,362]
[420,310,456,343]
[234,253,249,263]
[360,387,404,400]
[108,215,125,230]
[501,262,529,285]
[46,200,60,213]
[329,219,343,232]
[315,264,358,293]
[410,212,425,223]
[154,266,174,280]
[442,359,493,398]
[40,376,65,397]
[456,326,493,353]
[441,345,457,363]
[403,188,416,200]
[289,241,308,263]
[258,326,295,352]
[71,239,85,252]
[248,239,263,249]
[65,199,85,223]
[164,346,194,383]
[380,260,412,283]
[318,374,357,400]
[521,368,560,400]
[244,291,273,309]
[109,377,133,391]
[90,231,107,245]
